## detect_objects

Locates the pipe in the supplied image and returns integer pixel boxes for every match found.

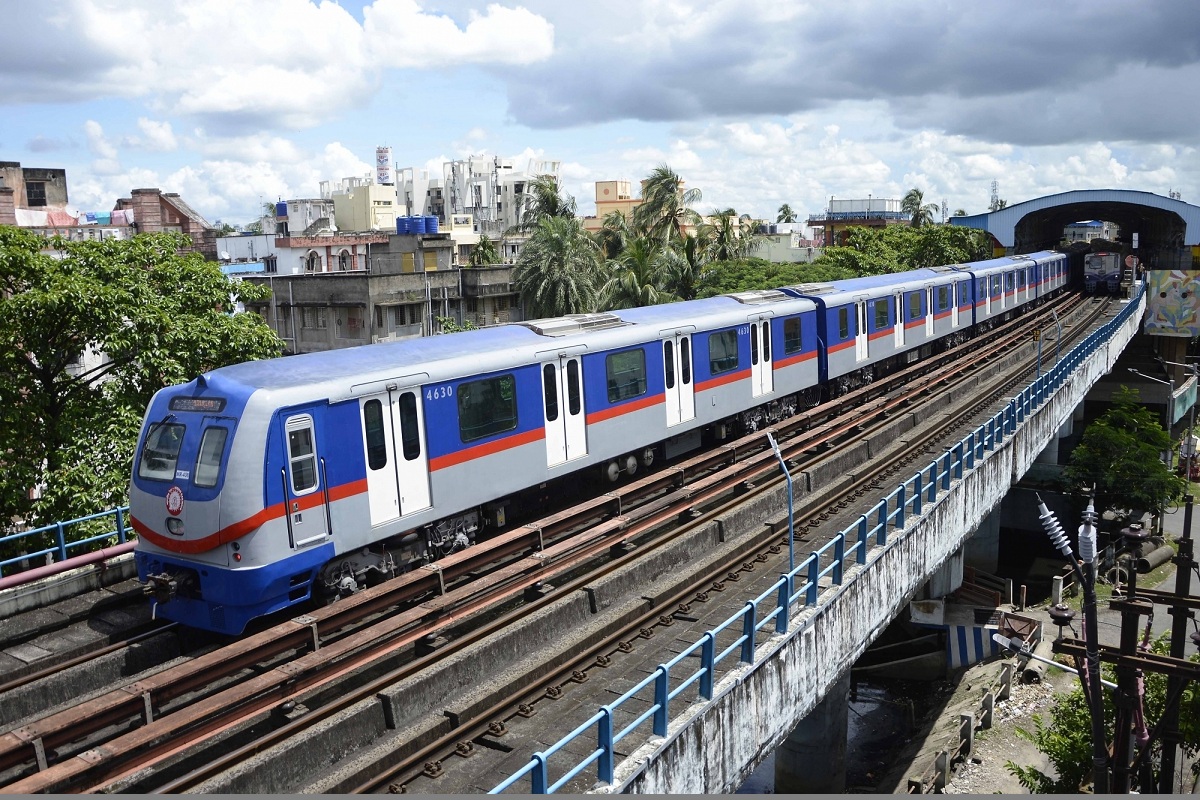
[0,541,137,591]
[1136,544,1175,573]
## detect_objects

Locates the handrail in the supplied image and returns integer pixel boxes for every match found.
[0,506,132,578]
[494,284,1145,793]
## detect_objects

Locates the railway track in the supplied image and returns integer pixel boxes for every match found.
[0,293,1112,793]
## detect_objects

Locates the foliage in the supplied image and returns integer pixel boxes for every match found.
[902,187,939,228]
[0,226,282,536]
[468,234,500,267]
[697,209,765,262]
[599,238,676,309]
[696,259,857,297]
[1063,385,1187,518]
[632,164,702,244]
[436,315,477,333]
[812,224,990,276]
[1007,632,1200,793]
[507,174,576,236]
[776,203,797,223]
[513,215,600,318]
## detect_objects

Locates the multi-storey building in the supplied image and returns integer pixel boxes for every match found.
[806,197,908,246]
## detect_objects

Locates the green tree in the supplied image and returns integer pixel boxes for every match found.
[468,234,500,267]
[632,164,702,244]
[436,315,477,333]
[599,238,674,310]
[1063,385,1187,519]
[596,210,633,261]
[513,215,599,318]
[777,203,797,223]
[0,227,282,534]
[811,224,991,276]
[901,187,939,228]
[699,209,766,262]
[508,174,576,236]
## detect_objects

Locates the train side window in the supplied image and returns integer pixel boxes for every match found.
[607,349,647,402]
[936,286,950,312]
[542,364,559,422]
[566,360,582,416]
[286,417,318,494]
[194,427,228,488]
[399,392,421,461]
[664,341,675,390]
[1005,273,1015,291]
[708,330,739,375]
[991,276,1001,296]
[873,299,888,329]
[363,400,387,470]
[838,308,849,339]
[750,323,759,366]
[783,317,803,354]
[458,374,518,443]
[137,422,185,481]
[908,293,921,320]
[680,338,691,384]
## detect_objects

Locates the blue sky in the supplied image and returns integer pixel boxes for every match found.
[4,0,1199,230]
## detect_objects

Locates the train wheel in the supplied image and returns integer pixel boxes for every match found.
[641,447,655,468]
[625,454,638,476]
[604,460,621,482]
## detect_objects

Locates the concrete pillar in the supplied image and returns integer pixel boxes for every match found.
[964,506,1001,574]
[130,188,163,232]
[775,671,850,793]
[0,186,15,226]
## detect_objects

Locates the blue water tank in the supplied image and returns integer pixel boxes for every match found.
[275,202,288,218]
[425,215,439,234]
[412,215,427,234]
[396,217,409,235]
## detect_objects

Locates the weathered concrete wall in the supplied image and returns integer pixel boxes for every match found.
[617,297,1145,793]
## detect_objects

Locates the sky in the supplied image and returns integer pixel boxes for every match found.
[4,0,1200,231]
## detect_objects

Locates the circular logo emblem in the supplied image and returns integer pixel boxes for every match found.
[166,486,185,516]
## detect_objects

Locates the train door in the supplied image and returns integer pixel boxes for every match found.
[952,282,961,327]
[359,388,432,527]
[855,301,868,362]
[749,319,773,397]
[893,293,904,348]
[663,334,695,427]
[283,413,329,546]
[980,278,990,317]
[542,355,587,468]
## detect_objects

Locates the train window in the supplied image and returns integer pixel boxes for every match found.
[137,422,185,481]
[664,341,675,390]
[287,419,318,494]
[873,299,888,329]
[363,400,387,470]
[761,322,770,361]
[458,375,518,442]
[1005,273,1015,292]
[708,330,739,375]
[750,323,759,366]
[838,308,849,339]
[908,293,921,320]
[783,318,803,354]
[607,349,647,402]
[567,361,581,415]
[1018,270,1027,288]
[194,427,228,488]
[991,276,1001,296]
[680,337,691,384]
[936,286,950,312]
[399,392,421,461]
[542,364,559,422]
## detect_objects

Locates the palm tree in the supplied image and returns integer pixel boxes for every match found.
[901,188,939,228]
[777,203,797,223]
[468,234,500,267]
[596,210,632,261]
[598,238,674,310]
[632,164,702,244]
[507,174,576,236]
[513,216,599,318]
[658,233,711,301]
[700,209,766,261]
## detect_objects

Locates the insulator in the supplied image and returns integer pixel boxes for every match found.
[1036,494,1074,559]
[1078,498,1098,564]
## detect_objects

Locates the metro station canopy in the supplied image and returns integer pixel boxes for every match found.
[950,189,1200,270]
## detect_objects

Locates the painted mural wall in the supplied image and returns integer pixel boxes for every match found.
[1145,269,1200,337]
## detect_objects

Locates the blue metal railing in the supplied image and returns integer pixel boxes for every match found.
[492,285,1145,794]
[0,506,133,578]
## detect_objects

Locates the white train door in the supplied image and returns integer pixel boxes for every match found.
[855,301,868,362]
[542,356,587,468]
[663,333,695,427]
[283,413,328,546]
[749,319,773,397]
[360,388,431,527]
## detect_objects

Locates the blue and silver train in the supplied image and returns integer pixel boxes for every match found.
[131,251,1069,634]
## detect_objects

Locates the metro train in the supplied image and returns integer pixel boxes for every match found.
[1083,251,1122,294]
[131,251,1070,635]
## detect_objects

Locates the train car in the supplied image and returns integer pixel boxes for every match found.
[131,292,821,634]
[1083,252,1122,295]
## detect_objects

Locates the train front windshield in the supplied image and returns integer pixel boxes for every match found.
[137,420,229,488]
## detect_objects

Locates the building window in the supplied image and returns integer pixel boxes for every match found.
[302,307,328,329]
[338,251,349,271]
[306,251,321,272]
[26,182,47,207]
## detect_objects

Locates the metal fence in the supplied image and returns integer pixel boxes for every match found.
[0,506,132,578]
[492,285,1145,794]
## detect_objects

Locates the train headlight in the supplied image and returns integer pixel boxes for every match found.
[166,518,185,536]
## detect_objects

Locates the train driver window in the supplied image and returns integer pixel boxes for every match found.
[606,349,647,402]
[286,416,318,494]
[783,317,803,354]
[137,422,185,481]
[708,330,739,375]
[458,375,518,443]
[194,427,228,488]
